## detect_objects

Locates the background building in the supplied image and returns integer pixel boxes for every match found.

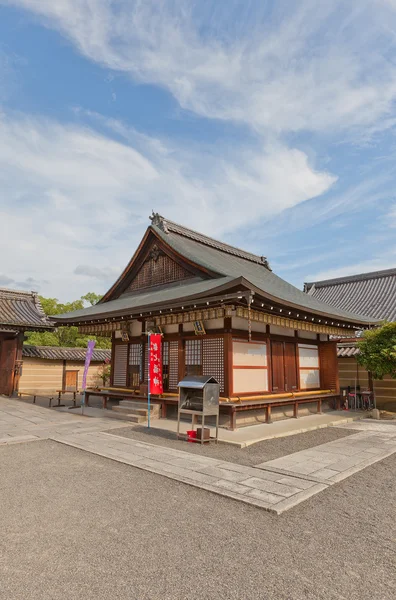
[0,289,53,396]
[305,268,396,410]
[19,345,111,396]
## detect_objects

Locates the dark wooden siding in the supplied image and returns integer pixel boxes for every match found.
[319,342,339,392]
[126,252,191,292]
[271,341,285,392]
[284,342,298,391]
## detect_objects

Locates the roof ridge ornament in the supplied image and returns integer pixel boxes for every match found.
[149,211,169,233]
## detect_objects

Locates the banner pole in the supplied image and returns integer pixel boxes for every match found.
[147,332,151,429]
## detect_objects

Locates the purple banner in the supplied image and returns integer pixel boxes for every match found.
[82,340,96,390]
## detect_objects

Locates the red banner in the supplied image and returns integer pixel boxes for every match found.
[149,334,163,395]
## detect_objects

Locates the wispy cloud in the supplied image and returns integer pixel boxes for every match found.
[306,254,396,282]
[74,265,121,280]
[5,0,396,136]
[0,109,335,299]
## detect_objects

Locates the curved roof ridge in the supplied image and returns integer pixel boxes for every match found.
[305,267,396,289]
[149,212,271,269]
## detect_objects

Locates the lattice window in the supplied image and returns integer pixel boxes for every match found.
[203,337,224,392]
[162,341,169,391]
[169,341,179,390]
[113,344,128,387]
[144,343,148,382]
[128,343,143,388]
[185,339,202,376]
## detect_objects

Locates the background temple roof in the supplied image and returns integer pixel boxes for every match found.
[0,288,54,331]
[304,268,396,322]
[337,342,361,358]
[22,345,111,362]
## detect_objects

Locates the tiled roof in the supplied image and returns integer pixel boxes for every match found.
[54,215,377,326]
[337,344,360,358]
[150,213,271,269]
[22,345,111,362]
[0,288,53,330]
[304,268,396,321]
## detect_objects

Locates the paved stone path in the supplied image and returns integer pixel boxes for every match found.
[256,422,396,485]
[52,430,328,514]
[2,397,396,514]
[0,397,128,444]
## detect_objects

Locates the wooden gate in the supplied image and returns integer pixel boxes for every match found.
[64,370,79,391]
[0,338,18,396]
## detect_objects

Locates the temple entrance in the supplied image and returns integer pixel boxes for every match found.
[0,336,18,396]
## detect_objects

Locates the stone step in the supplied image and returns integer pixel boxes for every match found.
[102,411,147,423]
[118,400,158,411]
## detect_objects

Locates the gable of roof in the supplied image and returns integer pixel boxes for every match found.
[0,288,54,331]
[22,345,111,362]
[54,214,377,326]
[304,268,396,322]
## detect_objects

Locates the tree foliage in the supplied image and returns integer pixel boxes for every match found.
[357,322,396,379]
[24,293,111,349]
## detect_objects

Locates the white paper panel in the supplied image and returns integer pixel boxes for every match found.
[298,344,319,368]
[233,368,268,393]
[299,369,320,389]
[233,342,267,366]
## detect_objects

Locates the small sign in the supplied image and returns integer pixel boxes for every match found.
[193,320,206,335]
[121,331,130,342]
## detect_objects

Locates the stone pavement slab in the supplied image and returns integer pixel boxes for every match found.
[51,430,327,514]
[144,410,365,446]
[256,428,396,485]
[0,396,130,443]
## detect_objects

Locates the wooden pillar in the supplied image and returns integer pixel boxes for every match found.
[110,332,116,386]
[223,317,233,398]
[178,324,185,382]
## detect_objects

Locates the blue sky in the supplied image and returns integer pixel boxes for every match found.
[1,0,396,301]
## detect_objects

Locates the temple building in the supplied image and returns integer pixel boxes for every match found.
[0,288,53,396]
[54,213,376,428]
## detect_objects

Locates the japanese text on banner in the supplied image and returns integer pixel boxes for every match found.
[149,334,163,395]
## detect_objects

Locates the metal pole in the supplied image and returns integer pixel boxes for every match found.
[81,390,85,416]
[147,332,151,429]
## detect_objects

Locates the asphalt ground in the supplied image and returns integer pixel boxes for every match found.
[1,439,395,600]
[110,424,356,466]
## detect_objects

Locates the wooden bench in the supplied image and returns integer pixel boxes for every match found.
[56,390,79,407]
[84,388,179,413]
[18,392,54,407]
[220,393,340,431]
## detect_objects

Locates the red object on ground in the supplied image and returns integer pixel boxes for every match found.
[187,430,197,442]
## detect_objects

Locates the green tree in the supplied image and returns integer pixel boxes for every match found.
[357,322,396,379]
[24,293,111,349]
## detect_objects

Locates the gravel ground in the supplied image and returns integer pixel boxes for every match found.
[109,424,356,466]
[1,440,395,600]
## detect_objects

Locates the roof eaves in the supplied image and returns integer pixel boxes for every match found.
[53,277,240,324]
[241,277,377,325]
